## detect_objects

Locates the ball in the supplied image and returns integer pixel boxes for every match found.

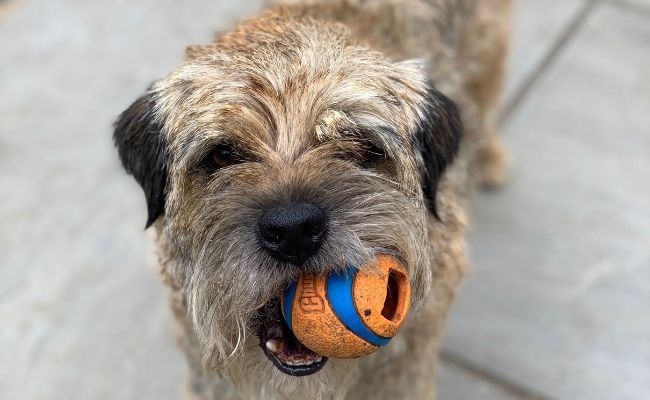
[281,255,411,359]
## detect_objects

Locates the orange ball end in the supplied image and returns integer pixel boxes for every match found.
[281,255,411,359]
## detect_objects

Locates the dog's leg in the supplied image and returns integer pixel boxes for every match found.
[461,0,513,189]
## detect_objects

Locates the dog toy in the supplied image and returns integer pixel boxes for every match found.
[281,255,411,359]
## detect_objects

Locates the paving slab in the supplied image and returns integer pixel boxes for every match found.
[505,0,586,104]
[614,0,650,9]
[438,359,527,400]
[442,3,650,400]
[0,0,648,400]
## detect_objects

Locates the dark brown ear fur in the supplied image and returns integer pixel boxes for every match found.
[113,90,168,228]
[414,86,463,218]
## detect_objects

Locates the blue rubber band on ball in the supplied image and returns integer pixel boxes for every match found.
[282,280,298,330]
[325,267,391,346]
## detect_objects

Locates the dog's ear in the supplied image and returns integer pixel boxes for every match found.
[413,85,463,218]
[113,90,168,229]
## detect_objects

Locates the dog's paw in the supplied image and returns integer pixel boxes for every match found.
[474,136,508,190]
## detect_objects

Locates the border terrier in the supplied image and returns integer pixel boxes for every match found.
[114,0,511,398]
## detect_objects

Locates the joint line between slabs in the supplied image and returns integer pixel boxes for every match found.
[440,351,558,400]
[500,0,602,124]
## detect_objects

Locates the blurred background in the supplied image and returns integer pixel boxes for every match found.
[1,0,648,399]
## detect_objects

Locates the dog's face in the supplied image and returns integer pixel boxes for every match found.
[114,12,461,396]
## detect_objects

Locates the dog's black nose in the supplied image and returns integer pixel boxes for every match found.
[258,202,327,266]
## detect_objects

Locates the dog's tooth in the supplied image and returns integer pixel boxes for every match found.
[266,339,283,353]
[284,356,319,367]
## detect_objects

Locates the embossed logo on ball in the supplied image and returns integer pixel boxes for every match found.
[298,273,325,313]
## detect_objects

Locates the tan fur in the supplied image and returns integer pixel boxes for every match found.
[116,1,511,399]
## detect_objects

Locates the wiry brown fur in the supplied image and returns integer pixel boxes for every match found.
[114,1,512,399]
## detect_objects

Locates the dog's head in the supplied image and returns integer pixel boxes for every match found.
[114,11,461,395]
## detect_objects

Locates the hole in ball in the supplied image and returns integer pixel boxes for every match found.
[381,270,400,321]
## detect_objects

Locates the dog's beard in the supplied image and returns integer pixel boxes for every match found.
[228,338,358,400]
[176,166,432,378]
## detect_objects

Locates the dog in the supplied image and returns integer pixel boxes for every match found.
[113,1,511,398]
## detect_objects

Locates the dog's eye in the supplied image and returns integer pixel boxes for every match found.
[337,141,387,168]
[208,144,243,170]
[361,143,386,168]
[357,142,386,168]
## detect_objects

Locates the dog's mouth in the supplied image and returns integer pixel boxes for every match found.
[257,299,328,376]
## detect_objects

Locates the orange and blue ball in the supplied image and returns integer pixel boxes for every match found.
[281,255,411,359]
